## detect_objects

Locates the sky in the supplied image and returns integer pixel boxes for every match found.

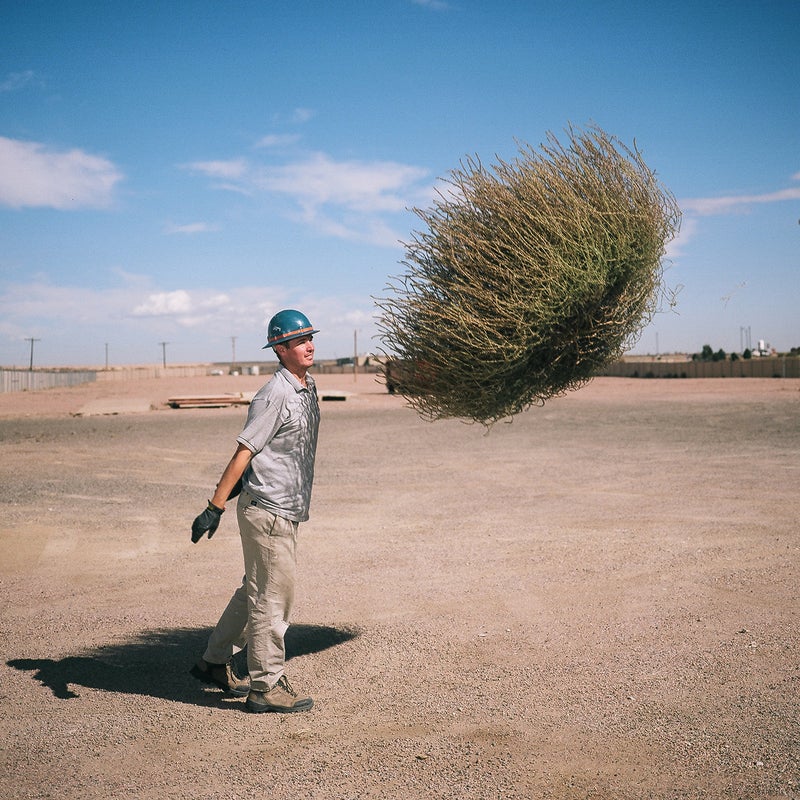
[1,0,798,368]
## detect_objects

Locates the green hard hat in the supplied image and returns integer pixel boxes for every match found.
[264,309,319,348]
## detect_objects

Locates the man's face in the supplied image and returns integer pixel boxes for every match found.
[277,334,315,374]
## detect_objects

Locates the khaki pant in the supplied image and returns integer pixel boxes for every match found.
[203,492,298,692]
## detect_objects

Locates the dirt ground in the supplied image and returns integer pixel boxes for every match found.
[0,372,798,800]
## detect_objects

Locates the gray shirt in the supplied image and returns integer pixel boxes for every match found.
[237,367,320,522]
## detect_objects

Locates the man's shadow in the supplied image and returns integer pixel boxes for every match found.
[7,624,358,706]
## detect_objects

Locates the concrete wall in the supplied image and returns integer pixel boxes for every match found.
[600,357,799,379]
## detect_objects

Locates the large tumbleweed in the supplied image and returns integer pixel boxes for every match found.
[376,125,681,425]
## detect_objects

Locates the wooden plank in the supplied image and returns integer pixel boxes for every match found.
[167,393,254,409]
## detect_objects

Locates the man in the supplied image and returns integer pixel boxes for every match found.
[189,309,320,713]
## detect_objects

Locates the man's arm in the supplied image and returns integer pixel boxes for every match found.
[210,443,254,511]
[190,444,254,543]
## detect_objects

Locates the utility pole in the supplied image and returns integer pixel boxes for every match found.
[159,341,169,368]
[353,329,358,382]
[231,336,237,374]
[105,342,109,370]
[25,337,40,371]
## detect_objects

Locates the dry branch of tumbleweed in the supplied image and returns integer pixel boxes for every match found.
[376,125,681,425]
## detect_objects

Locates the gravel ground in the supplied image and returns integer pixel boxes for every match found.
[0,373,798,799]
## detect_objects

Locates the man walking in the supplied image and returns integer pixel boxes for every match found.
[189,310,320,713]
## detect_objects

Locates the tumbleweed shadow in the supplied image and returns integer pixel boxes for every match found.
[7,623,358,705]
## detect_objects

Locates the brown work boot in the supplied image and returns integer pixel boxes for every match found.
[190,657,250,697]
[246,675,313,713]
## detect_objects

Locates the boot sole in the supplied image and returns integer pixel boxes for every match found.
[246,697,314,714]
[189,663,250,697]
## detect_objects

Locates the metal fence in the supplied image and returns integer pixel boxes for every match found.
[95,363,382,380]
[0,365,213,392]
[0,369,98,393]
[3,357,796,394]
[94,365,215,382]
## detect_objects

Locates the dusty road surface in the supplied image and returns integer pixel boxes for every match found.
[0,372,798,800]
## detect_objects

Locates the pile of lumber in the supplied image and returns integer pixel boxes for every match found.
[167,392,254,409]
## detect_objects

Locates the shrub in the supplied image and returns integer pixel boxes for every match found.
[377,125,681,424]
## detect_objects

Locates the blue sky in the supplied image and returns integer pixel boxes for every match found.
[1,0,798,367]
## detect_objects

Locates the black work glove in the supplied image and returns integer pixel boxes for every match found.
[191,501,224,543]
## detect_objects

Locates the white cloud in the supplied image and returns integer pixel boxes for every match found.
[667,178,800,260]
[291,108,315,124]
[411,0,451,10]
[201,293,232,308]
[183,158,248,179]
[268,107,316,126]
[663,216,697,261]
[0,277,265,337]
[334,308,377,327]
[163,221,219,235]
[0,70,37,92]
[184,148,431,246]
[0,274,378,364]
[132,290,193,317]
[680,185,800,216]
[124,286,284,333]
[257,152,429,213]
[255,134,301,148]
[0,276,153,363]
[0,136,123,209]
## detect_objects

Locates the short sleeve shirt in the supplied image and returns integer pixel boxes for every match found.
[237,367,320,522]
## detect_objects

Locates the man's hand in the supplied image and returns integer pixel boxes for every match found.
[191,502,224,543]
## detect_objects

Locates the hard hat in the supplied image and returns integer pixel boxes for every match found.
[264,309,319,348]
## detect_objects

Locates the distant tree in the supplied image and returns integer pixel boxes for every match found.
[700,344,714,361]
[712,348,726,362]
[731,351,739,362]
[743,348,752,359]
